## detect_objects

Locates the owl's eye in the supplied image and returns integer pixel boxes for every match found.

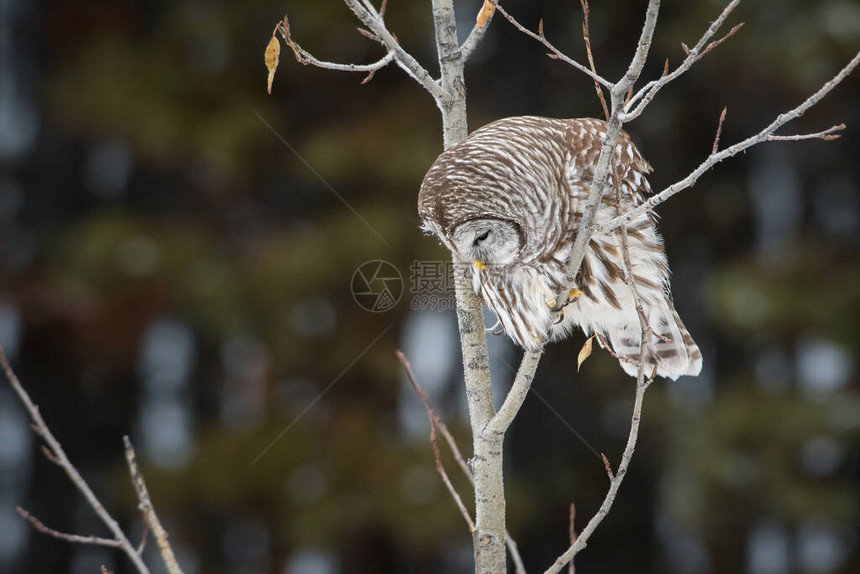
[474,230,490,244]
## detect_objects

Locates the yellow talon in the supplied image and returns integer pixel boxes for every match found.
[473,259,487,269]
[569,288,583,299]
[546,298,556,309]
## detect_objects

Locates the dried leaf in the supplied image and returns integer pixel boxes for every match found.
[265,36,280,94]
[577,335,594,372]
[476,0,495,28]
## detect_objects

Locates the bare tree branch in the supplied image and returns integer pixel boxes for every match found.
[397,351,476,531]
[567,503,577,574]
[461,1,500,62]
[617,226,656,361]
[597,47,860,235]
[341,0,449,102]
[544,356,648,574]
[425,0,507,569]
[579,0,609,121]
[552,0,661,309]
[16,507,123,548]
[712,106,728,153]
[277,15,395,79]
[0,347,150,574]
[124,437,185,574]
[623,0,743,120]
[397,350,527,574]
[767,124,845,141]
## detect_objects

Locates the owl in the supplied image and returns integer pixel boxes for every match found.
[418,116,702,380]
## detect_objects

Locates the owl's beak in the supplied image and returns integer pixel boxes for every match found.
[472,259,487,269]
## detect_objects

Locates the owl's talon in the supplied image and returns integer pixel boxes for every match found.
[549,287,583,313]
[553,310,565,325]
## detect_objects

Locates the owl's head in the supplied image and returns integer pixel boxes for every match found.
[449,218,523,268]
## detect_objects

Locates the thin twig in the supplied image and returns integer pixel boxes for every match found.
[568,503,577,574]
[494,5,613,88]
[137,520,151,554]
[277,15,395,80]
[592,334,637,367]
[16,507,122,548]
[397,351,475,531]
[767,124,845,141]
[600,453,614,480]
[617,224,657,365]
[396,350,527,574]
[0,347,150,574]
[545,212,657,574]
[40,444,61,465]
[124,437,184,574]
[341,0,449,102]
[579,0,609,121]
[549,0,661,314]
[712,107,728,154]
[544,362,648,574]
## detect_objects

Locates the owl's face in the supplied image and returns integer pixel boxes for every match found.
[450,219,523,268]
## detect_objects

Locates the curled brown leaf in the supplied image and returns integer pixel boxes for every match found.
[265,36,280,94]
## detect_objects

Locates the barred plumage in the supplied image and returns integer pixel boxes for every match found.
[418,116,702,380]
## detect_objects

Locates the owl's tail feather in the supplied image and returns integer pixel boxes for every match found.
[604,297,702,381]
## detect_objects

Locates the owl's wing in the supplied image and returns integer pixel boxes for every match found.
[558,119,702,380]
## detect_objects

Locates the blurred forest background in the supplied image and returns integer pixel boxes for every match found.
[0,0,858,573]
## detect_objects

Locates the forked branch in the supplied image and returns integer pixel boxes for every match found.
[278,15,395,80]
[2,346,184,574]
[0,347,150,574]
[397,350,527,574]
[597,47,860,234]
[623,0,743,120]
